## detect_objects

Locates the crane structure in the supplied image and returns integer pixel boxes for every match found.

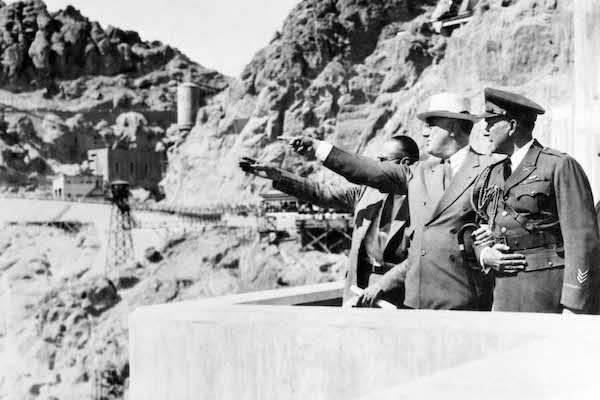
[105,181,135,272]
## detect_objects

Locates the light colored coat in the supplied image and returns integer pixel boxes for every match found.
[323,146,496,310]
[273,170,409,302]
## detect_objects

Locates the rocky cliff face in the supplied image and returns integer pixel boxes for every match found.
[163,0,573,206]
[0,0,224,92]
[0,1,576,398]
[0,0,228,191]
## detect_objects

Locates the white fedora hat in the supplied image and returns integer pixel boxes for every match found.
[416,93,480,122]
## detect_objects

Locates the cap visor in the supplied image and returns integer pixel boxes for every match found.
[477,111,502,118]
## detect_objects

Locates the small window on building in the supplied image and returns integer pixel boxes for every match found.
[115,162,119,173]
[144,164,149,176]
[130,162,134,174]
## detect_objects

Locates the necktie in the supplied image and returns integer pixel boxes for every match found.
[442,159,453,189]
[378,193,394,232]
[503,158,512,180]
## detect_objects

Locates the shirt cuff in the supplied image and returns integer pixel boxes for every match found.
[315,141,333,161]
[479,247,492,274]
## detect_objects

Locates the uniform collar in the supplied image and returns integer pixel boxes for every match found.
[509,139,535,171]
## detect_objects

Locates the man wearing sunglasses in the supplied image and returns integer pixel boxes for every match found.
[239,136,419,306]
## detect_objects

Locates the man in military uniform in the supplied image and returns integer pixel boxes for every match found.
[473,87,600,314]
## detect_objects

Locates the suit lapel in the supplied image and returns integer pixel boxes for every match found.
[503,140,543,192]
[427,149,480,224]
[384,194,407,248]
[426,161,445,206]
[354,188,384,234]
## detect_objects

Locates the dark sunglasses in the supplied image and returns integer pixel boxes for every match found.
[377,156,403,163]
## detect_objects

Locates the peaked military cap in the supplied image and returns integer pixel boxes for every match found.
[479,87,545,119]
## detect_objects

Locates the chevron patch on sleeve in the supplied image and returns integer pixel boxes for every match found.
[577,268,589,284]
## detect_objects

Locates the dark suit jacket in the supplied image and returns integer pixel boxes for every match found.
[273,170,409,302]
[474,140,600,313]
[322,145,496,310]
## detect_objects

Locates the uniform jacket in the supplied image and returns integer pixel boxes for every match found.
[322,145,496,310]
[474,140,600,313]
[273,170,410,302]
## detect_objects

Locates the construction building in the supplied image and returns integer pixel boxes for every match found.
[52,173,104,200]
[87,148,164,190]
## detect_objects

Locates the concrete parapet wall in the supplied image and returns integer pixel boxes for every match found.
[128,282,600,400]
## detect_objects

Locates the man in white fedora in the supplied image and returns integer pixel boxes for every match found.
[287,92,498,310]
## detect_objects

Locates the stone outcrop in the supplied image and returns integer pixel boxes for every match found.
[0,0,229,190]
[0,1,226,91]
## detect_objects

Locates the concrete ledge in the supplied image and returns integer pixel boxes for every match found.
[129,282,600,400]
[359,335,600,400]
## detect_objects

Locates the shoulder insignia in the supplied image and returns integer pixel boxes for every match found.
[541,147,567,157]
[523,175,549,183]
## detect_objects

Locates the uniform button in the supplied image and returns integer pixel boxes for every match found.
[462,206,468,211]
[531,190,535,195]
[548,261,553,267]
[421,250,426,256]
[423,226,428,231]
[422,201,427,206]
[500,227,507,233]
[504,195,509,201]
[502,211,508,217]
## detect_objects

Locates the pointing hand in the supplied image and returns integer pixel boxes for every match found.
[238,157,282,181]
[279,136,317,157]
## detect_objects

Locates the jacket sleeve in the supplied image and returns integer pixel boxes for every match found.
[322,146,412,194]
[273,169,362,212]
[373,259,408,294]
[554,156,600,311]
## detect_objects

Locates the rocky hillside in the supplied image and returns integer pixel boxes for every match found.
[0,0,577,397]
[162,0,573,206]
[0,0,228,191]
[0,223,345,399]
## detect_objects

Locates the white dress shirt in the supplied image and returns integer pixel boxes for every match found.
[315,140,333,161]
[445,145,470,175]
[509,139,535,172]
